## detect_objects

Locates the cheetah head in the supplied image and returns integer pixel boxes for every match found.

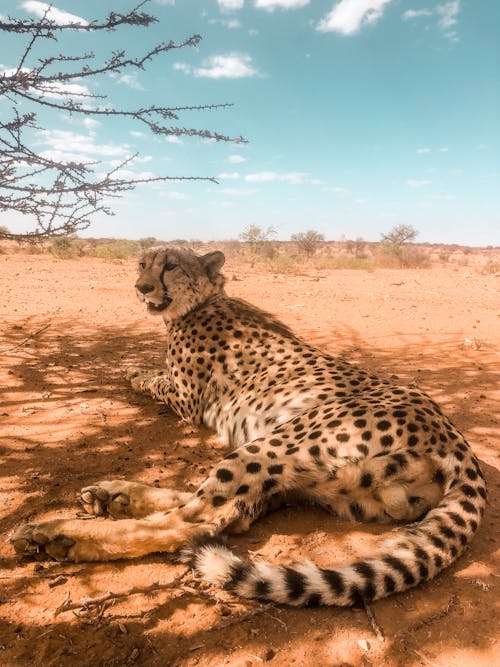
[135,247,226,321]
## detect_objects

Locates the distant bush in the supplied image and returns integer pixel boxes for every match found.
[375,244,430,268]
[482,260,500,274]
[94,239,141,259]
[316,256,375,271]
[48,236,84,259]
[138,237,158,250]
[291,230,325,257]
[239,224,277,258]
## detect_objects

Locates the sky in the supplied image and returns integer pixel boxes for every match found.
[1,0,499,245]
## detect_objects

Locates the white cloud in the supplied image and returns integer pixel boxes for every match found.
[208,18,242,28]
[406,179,431,188]
[436,1,460,29]
[165,135,183,144]
[154,0,175,5]
[402,8,432,20]
[130,130,146,139]
[317,0,392,35]
[39,150,95,164]
[217,0,244,10]
[254,0,310,11]
[248,28,259,36]
[117,73,144,90]
[245,171,308,184]
[227,154,247,164]
[174,54,258,79]
[217,172,241,179]
[37,129,128,158]
[21,1,88,25]
[403,2,460,40]
[416,146,449,155]
[82,118,100,130]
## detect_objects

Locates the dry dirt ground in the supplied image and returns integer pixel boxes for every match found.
[1,253,499,667]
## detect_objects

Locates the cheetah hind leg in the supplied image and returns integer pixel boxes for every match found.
[79,480,192,519]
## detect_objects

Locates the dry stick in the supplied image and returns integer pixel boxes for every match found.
[54,570,189,616]
[3,321,52,352]
[406,594,458,633]
[209,604,274,631]
[363,600,385,642]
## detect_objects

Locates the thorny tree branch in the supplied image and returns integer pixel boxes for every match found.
[0,0,246,242]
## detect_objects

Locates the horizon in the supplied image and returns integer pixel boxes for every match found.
[1,0,499,246]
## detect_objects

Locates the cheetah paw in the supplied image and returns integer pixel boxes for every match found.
[10,523,76,562]
[78,481,135,519]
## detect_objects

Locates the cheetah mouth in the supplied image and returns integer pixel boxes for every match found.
[144,296,173,313]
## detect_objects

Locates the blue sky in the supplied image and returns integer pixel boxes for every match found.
[1,0,499,245]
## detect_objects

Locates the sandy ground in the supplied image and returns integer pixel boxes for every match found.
[0,253,499,667]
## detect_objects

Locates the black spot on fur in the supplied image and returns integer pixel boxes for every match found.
[246,462,262,474]
[212,495,227,507]
[360,473,373,488]
[377,420,391,431]
[236,484,249,495]
[262,478,278,493]
[459,500,477,514]
[268,464,284,475]
[216,468,234,483]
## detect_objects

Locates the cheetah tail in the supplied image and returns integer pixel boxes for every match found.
[181,479,487,607]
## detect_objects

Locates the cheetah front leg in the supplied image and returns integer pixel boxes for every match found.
[126,367,170,399]
[78,480,192,519]
[11,437,303,562]
[10,510,214,562]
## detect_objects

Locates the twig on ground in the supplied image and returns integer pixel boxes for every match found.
[406,594,458,633]
[54,569,189,616]
[209,603,274,631]
[3,321,53,352]
[363,600,385,642]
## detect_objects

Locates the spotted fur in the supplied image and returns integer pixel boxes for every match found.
[11,247,487,607]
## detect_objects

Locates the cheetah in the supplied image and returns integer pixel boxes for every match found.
[11,247,487,607]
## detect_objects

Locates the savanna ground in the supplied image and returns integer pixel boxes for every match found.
[1,247,499,667]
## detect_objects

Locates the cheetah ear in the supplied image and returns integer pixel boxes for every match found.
[199,251,225,279]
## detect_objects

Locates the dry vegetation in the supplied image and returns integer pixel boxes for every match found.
[2,235,499,274]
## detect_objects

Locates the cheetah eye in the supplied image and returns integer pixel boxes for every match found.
[139,261,146,270]
[163,262,177,271]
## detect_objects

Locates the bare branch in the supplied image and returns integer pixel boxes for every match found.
[0,0,246,241]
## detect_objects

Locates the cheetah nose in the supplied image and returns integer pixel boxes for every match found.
[136,283,155,294]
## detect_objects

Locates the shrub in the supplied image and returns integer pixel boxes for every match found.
[291,230,325,257]
[94,239,141,259]
[48,236,81,259]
